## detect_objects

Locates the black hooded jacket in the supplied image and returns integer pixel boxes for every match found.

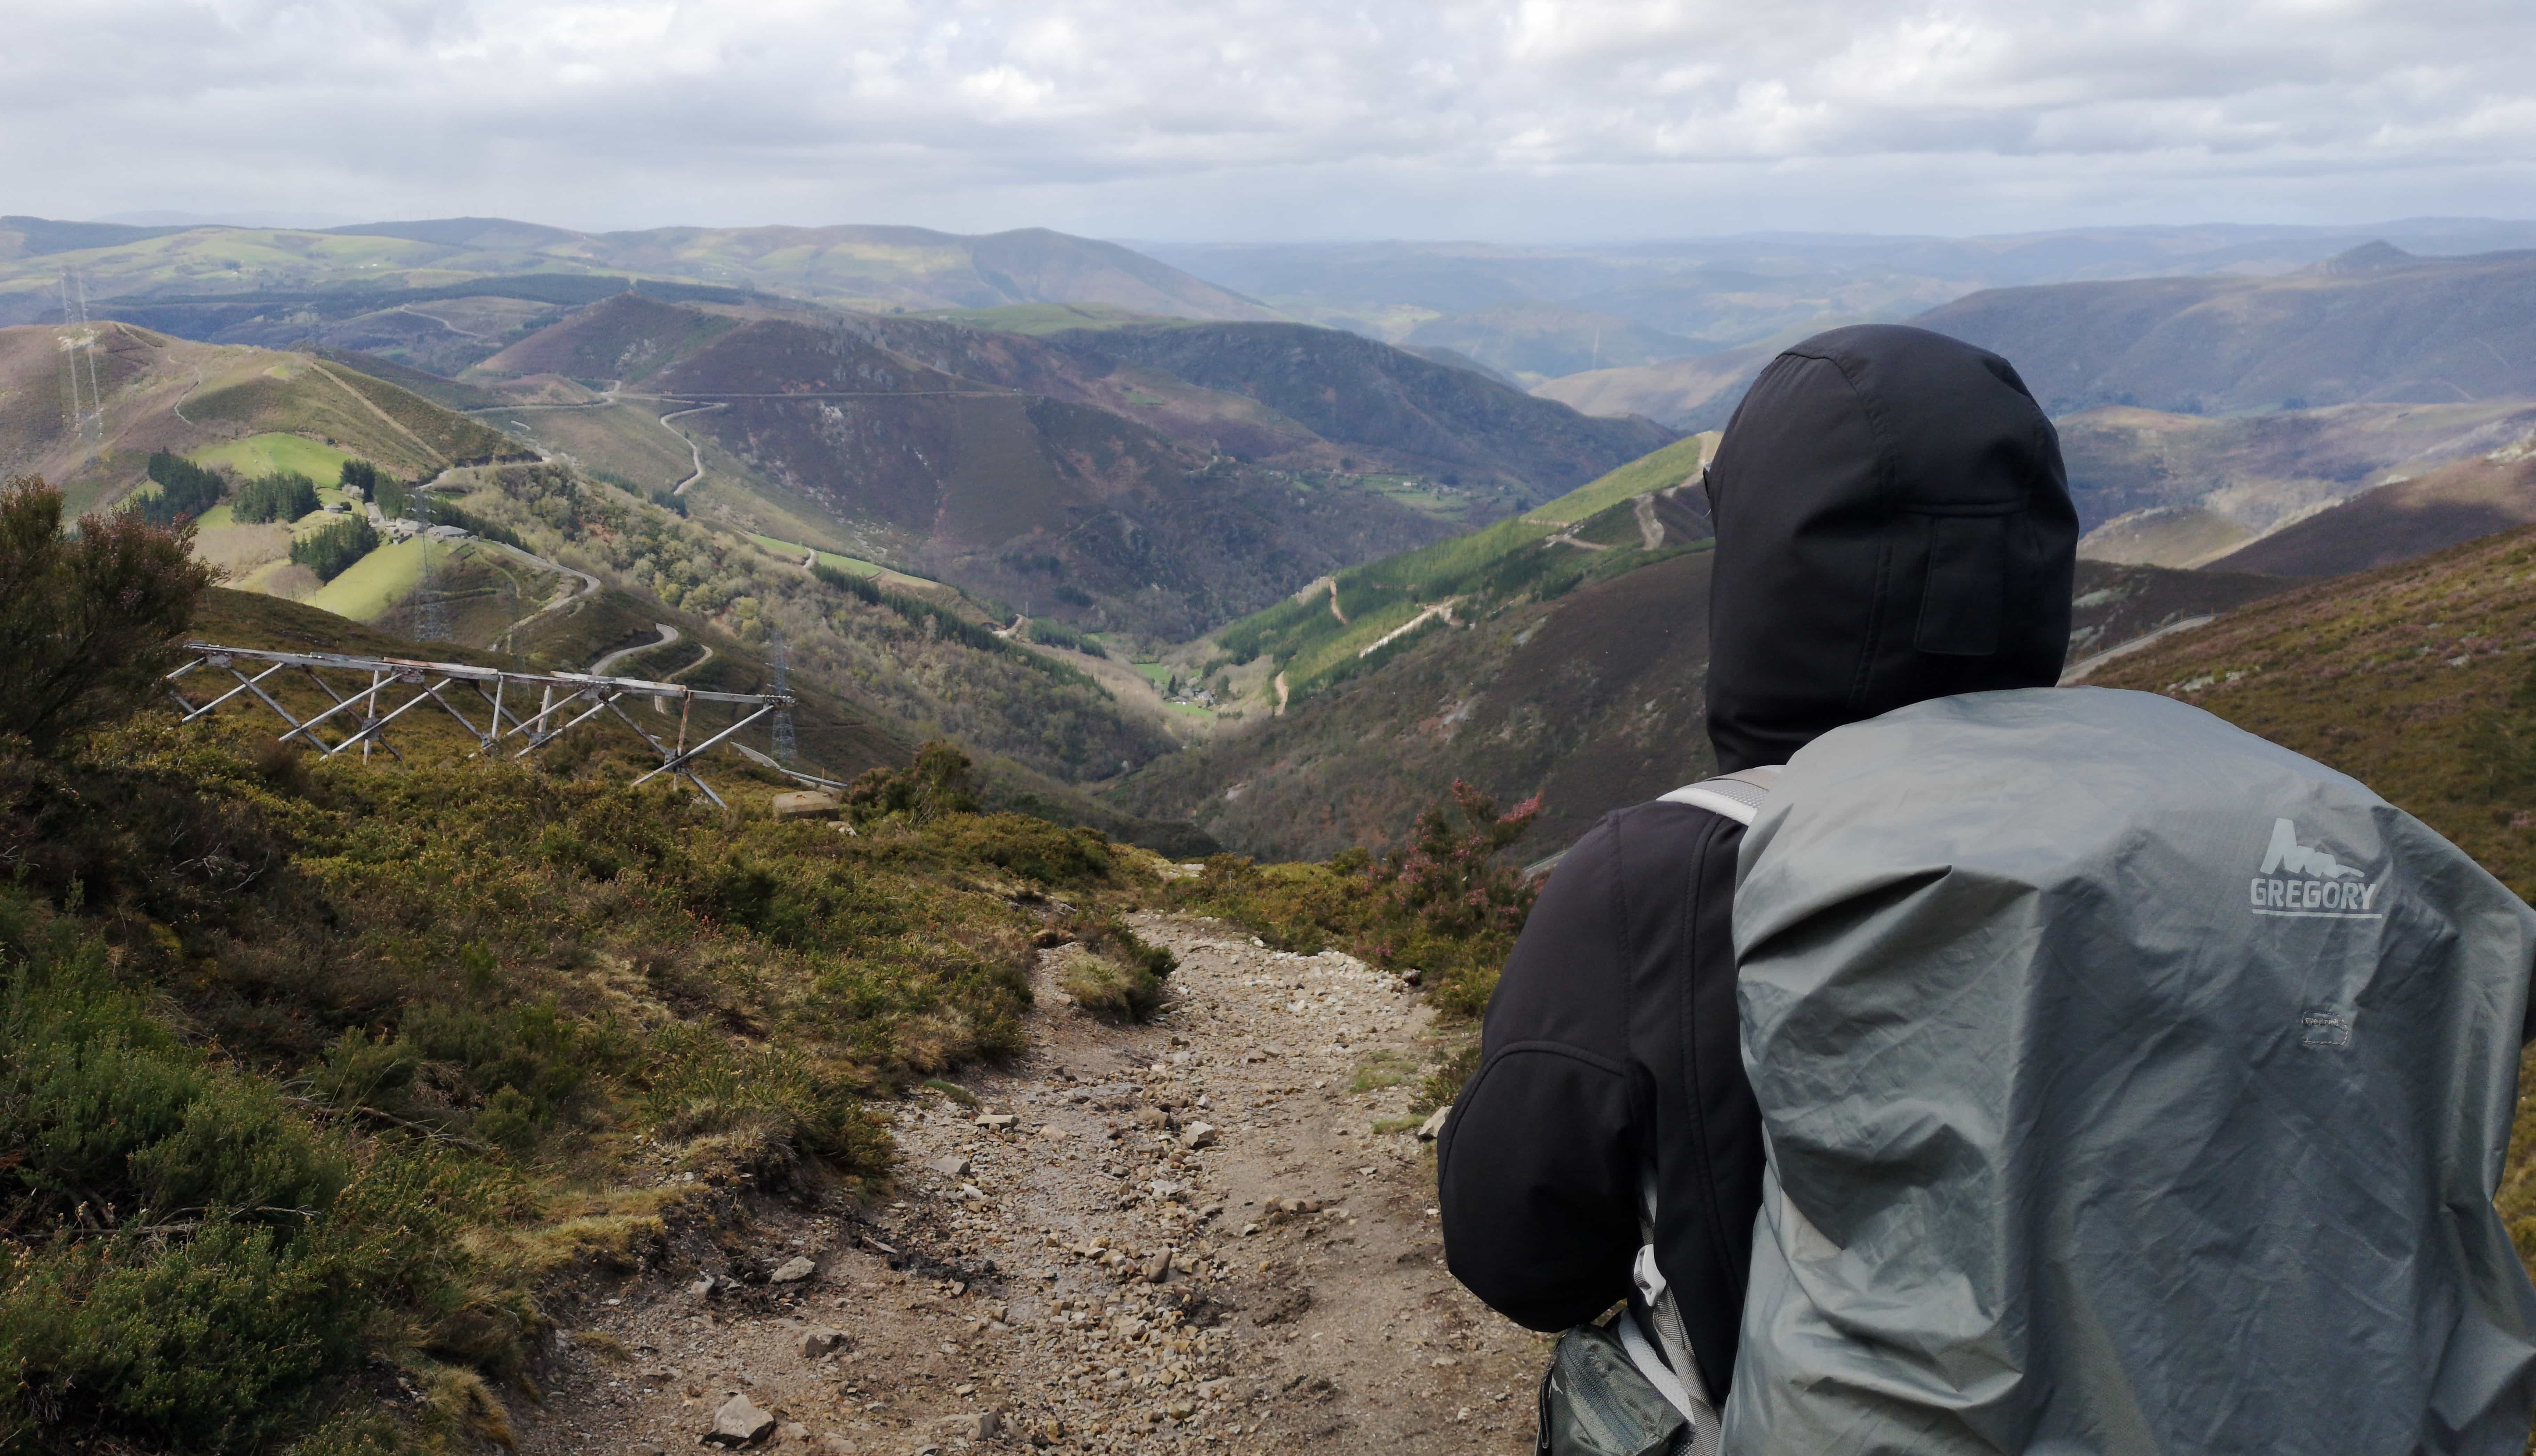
[1437,324,2078,1398]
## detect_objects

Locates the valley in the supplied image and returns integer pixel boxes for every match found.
[25,209,2536,1456]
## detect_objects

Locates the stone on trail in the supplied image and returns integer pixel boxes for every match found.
[934,1409,1001,1440]
[1179,1121,1217,1150]
[701,1391,778,1447]
[798,1327,847,1358]
[975,1113,1017,1130]
[926,1153,970,1178]
[1141,1249,1174,1283]
[1417,1106,1452,1140]
[770,1255,818,1284]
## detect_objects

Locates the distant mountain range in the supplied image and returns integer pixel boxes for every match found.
[1140,221,2536,384]
[28,213,2536,394]
[0,215,1282,326]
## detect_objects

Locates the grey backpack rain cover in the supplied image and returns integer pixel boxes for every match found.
[1722,686,2536,1454]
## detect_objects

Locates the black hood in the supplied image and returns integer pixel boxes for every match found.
[1704,324,2076,772]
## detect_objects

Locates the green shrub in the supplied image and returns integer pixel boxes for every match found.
[1163,783,1541,1016]
[232,472,321,524]
[0,476,217,756]
[844,739,983,824]
[288,516,379,582]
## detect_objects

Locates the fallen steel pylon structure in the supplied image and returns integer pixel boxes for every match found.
[165,643,790,808]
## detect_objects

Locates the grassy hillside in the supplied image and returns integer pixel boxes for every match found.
[1525,431,1715,526]
[1115,547,1723,860]
[0,324,529,514]
[1197,434,1714,706]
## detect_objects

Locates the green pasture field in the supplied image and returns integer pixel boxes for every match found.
[306,535,439,621]
[188,432,361,484]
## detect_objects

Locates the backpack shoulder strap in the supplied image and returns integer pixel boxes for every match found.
[1655,764,1783,827]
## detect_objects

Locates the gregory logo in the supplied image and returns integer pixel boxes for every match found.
[2250,819,2382,918]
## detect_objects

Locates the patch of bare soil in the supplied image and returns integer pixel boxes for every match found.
[511,913,1536,1456]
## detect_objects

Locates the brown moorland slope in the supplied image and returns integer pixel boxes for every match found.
[461,297,1674,640]
[2208,447,2536,578]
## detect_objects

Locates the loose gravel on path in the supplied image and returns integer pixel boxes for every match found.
[514,913,1537,1456]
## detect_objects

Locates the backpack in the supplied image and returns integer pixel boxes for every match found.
[1720,686,2536,1453]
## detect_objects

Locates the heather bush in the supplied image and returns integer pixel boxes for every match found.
[0,892,498,1452]
[1164,780,1541,1016]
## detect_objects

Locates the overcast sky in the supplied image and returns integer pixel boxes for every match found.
[7,0,2535,241]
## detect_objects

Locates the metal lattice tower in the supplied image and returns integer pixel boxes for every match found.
[770,634,798,764]
[57,271,104,454]
[409,540,453,643]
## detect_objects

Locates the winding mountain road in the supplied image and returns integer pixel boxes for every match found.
[590,623,682,678]
[489,541,603,651]
[660,404,723,495]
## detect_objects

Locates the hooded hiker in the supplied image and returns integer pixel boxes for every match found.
[1438,323,2536,1455]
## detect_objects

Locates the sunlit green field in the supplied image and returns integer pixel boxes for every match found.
[188,431,359,483]
[306,535,438,621]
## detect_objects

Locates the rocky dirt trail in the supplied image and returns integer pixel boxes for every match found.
[515,913,1539,1456]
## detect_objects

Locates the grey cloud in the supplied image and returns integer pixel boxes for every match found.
[4,0,2535,238]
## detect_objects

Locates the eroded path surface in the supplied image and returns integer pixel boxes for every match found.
[518,913,1537,1456]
